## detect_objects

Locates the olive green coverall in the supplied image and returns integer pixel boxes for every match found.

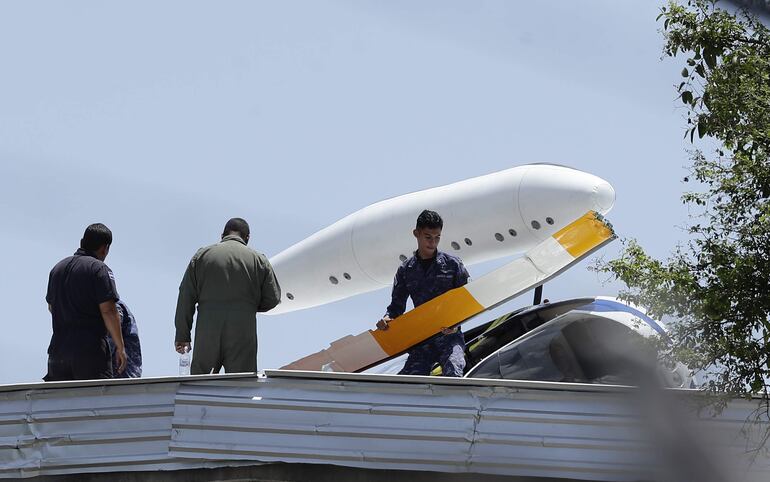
[174,235,281,374]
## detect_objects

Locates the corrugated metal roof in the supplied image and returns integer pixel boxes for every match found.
[1,371,768,481]
[0,374,263,479]
[0,380,176,478]
[170,374,649,481]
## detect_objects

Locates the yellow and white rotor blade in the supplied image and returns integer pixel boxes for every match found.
[282,211,615,373]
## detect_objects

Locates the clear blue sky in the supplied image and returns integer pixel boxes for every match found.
[0,1,698,384]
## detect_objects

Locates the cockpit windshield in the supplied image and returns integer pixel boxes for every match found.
[466,313,653,385]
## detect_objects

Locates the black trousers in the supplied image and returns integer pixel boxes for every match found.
[44,336,112,381]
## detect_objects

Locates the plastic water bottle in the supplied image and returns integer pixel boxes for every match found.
[179,347,191,376]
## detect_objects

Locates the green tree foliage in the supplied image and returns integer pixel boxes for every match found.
[596,0,770,402]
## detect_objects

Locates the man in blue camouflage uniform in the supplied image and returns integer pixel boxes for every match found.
[376,210,470,376]
[106,300,142,378]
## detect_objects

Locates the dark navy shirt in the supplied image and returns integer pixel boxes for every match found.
[106,300,142,378]
[45,249,119,354]
[386,251,470,319]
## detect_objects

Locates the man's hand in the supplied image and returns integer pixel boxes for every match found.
[115,346,127,374]
[175,341,191,354]
[440,326,458,335]
[376,315,392,331]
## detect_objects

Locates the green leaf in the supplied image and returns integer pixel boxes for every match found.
[697,119,707,138]
[681,67,689,77]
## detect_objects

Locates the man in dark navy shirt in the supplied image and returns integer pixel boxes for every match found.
[376,210,470,376]
[44,223,127,381]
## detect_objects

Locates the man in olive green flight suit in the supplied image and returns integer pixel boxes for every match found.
[174,218,281,374]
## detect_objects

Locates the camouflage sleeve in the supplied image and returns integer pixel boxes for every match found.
[122,303,142,378]
[112,302,142,378]
[386,265,409,318]
[455,259,470,288]
[257,254,281,312]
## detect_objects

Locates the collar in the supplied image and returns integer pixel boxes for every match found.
[414,249,439,261]
[411,250,443,267]
[221,234,247,246]
[74,248,98,259]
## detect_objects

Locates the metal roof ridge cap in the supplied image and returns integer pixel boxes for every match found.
[264,369,638,393]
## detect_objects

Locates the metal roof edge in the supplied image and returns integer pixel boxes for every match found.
[264,370,757,399]
[265,369,643,393]
[2,369,754,400]
[0,372,261,394]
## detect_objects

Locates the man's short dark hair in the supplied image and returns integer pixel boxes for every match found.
[416,210,443,230]
[80,223,112,252]
[223,217,250,239]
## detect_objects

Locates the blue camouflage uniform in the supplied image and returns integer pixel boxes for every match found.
[386,251,470,376]
[106,300,142,378]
